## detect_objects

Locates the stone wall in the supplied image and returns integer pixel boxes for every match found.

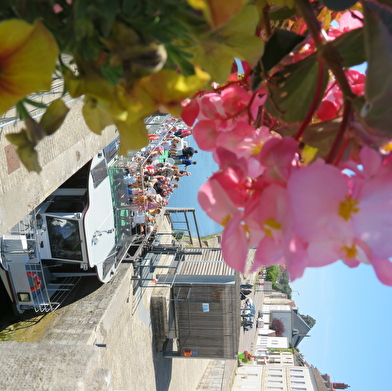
[0,98,118,236]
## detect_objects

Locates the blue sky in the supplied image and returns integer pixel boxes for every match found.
[291,261,392,391]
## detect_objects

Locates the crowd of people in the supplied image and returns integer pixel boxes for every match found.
[112,115,198,238]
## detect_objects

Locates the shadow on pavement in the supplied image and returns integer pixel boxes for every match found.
[0,276,102,337]
[152,339,173,391]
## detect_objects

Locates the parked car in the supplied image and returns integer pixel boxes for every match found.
[241,308,255,317]
[242,298,255,311]
[240,283,253,290]
[241,298,256,318]
[240,292,247,301]
[241,317,254,327]
[243,324,253,331]
[240,289,252,296]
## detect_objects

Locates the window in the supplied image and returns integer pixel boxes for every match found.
[91,159,108,188]
[46,195,86,213]
[47,217,82,260]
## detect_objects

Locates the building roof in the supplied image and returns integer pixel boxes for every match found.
[291,308,311,348]
[178,248,235,276]
[310,366,332,391]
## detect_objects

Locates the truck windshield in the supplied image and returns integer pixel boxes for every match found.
[47,217,83,260]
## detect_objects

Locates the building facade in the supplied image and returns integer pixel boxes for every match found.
[232,365,319,391]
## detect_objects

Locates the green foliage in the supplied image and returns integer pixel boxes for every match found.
[321,0,358,12]
[358,2,392,137]
[265,265,280,282]
[299,314,316,329]
[251,29,305,90]
[265,54,329,123]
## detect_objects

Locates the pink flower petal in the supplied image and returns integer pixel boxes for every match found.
[181,99,199,126]
[198,177,237,224]
[221,212,248,273]
[372,258,392,286]
[193,120,219,151]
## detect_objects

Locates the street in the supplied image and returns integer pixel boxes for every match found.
[237,279,264,357]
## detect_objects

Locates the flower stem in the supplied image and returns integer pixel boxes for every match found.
[263,5,272,39]
[325,100,352,165]
[294,0,326,46]
[333,137,350,166]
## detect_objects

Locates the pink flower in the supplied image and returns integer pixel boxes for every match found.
[198,175,250,272]
[221,210,249,272]
[317,70,365,121]
[328,11,363,38]
[249,185,290,269]
[258,137,299,185]
[198,175,238,226]
[193,120,219,151]
[316,100,337,121]
[288,160,356,266]
[288,151,392,285]
[221,85,254,117]
[181,99,199,126]
[53,4,63,13]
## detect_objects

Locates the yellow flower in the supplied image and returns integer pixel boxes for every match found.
[0,19,59,115]
[115,68,210,154]
[130,68,211,117]
[187,0,248,28]
[66,64,209,153]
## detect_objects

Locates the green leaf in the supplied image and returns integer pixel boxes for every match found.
[376,0,392,8]
[332,27,365,68]
[166,44,195,76]
[252,29,305,91]
[358,3,392,136]
[321,0,358,12]
[23,98,47,109]
[100,63,123,85]
[263,29,305,72]
[269,6,297,21]
[265,55,329,123]
[365,0,392,35]
[277,118,345,160]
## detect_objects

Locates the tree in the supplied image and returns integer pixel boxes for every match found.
[300,314,316,329]
[270,318,286,337]
[265,265,280,283]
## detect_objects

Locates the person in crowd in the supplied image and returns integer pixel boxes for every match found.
[176,146,198,159]
[174,128,192,138]
[174,158,197,167]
